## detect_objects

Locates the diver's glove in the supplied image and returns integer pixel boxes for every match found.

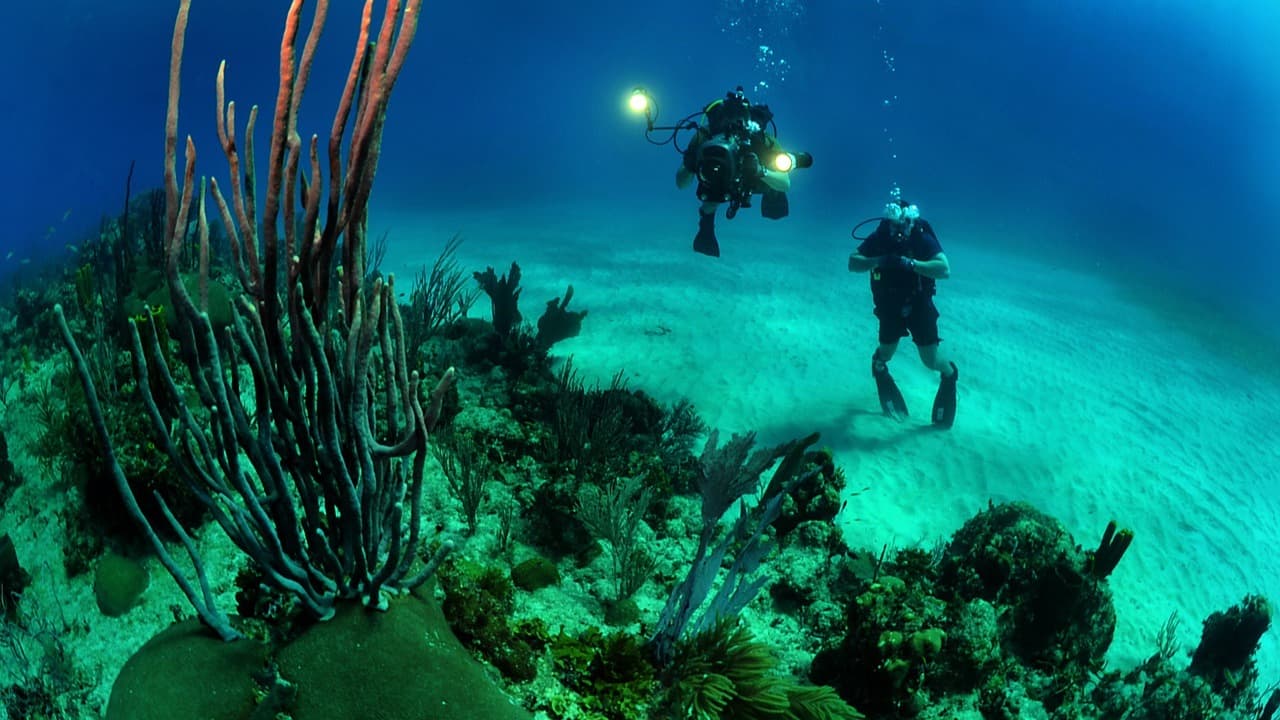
[877,255,916,272]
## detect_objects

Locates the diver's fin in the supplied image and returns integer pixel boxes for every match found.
[693,211,720,257]
[931,362,958,429]
[760,189,789,219]
[872,353,909,420]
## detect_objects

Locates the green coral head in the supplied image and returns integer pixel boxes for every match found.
[883,657,912,687]
[877,630,904,651]
[908,628,946,657]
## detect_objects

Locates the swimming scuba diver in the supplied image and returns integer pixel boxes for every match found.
[631,85,812,257]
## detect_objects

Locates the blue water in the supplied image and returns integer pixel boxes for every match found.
[2,0,1278,328]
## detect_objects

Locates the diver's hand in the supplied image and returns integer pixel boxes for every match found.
[676,166,694,190]
[848,253,877,273]
[877,255,916,272]
[741,152,763,179]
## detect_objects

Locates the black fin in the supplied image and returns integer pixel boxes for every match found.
[760,189,788,220]
[693,213,719,257]
[693,233,720,256]
[872,353,909,420]
[931,363,958,429]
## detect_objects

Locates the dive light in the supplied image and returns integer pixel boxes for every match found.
[629,86,656,131]
[772,151,814,173]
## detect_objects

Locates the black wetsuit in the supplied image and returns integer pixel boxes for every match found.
[857,219,944,345]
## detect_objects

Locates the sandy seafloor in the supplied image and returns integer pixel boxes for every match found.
[377,200,1280,680]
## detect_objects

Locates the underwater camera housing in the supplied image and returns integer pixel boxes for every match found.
[695,135,813,220]
[695,134,747,205]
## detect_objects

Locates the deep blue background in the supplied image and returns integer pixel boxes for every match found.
[2,0,1278,327]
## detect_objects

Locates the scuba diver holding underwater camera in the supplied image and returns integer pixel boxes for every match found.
[631,85,812,257]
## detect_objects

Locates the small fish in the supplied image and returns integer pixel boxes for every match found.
[20,258,30,265]
[66,244,78,253]
[4,251,11,260]
[62,209,72,222]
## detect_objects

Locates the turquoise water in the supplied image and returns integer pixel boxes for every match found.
[1,1,1278,717]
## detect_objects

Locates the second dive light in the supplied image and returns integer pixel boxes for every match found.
[772,151,814,173]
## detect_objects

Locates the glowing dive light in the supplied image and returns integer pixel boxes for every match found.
[629,86,658,131]
[773,152,795,173]
[628,87,651,114]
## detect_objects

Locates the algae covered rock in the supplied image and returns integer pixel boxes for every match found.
[107,588,532,720]
[93,551,150,617]
[510,556,560,591]
[106,619,268,720]
[276,588,532,720]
